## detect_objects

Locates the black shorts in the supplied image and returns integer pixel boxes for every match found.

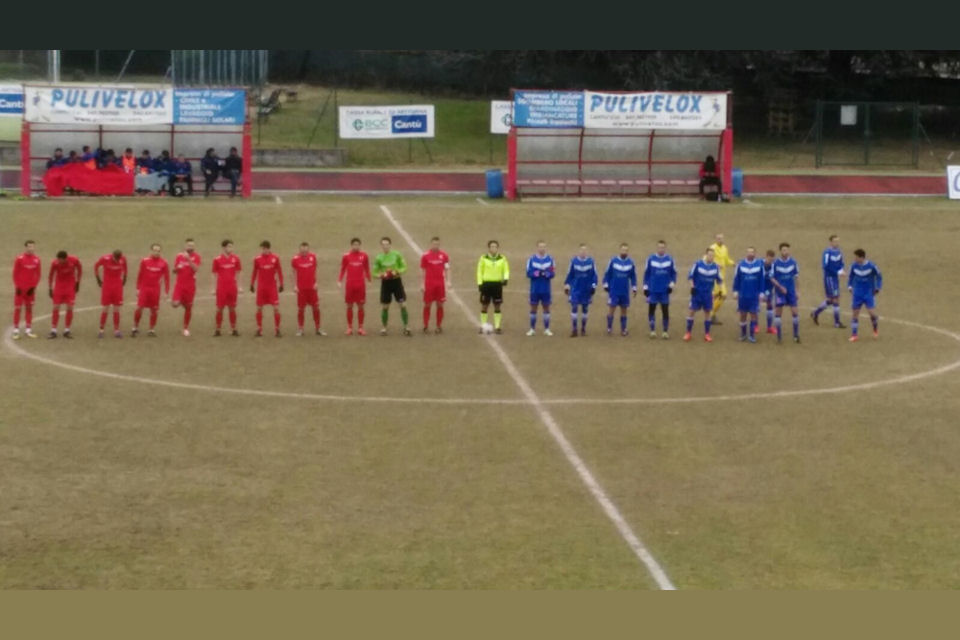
[380,278,406,304]
[479,282,503,305]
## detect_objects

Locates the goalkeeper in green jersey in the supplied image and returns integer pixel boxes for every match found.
[476,240,510,334]
[372,237,412,336]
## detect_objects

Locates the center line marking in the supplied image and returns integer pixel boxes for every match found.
[378,204,675,590]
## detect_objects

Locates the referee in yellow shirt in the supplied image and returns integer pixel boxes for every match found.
[477,240,510,334]
[709,233,736,324]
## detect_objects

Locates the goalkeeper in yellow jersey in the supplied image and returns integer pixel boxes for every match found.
[709,233,736,324]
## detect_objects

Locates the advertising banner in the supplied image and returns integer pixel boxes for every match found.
[583,91,728,130]
[0,84,24,117]
[338,105,435,139]
[947,165,960,200]
[490,100,513,134]
[25,85,174,125]
[173,89,246,125]
[512,91,583,128]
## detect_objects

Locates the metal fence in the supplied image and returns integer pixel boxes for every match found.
[171,50,268,88]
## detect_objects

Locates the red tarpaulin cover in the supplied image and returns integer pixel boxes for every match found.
[43,163,135,196]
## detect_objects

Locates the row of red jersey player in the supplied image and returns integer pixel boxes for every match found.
[10,238,453,339]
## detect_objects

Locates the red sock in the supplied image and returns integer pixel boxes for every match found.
[113,310,120,330]
[25,305,32,328]
[65,309,73,329]
[312,305,320,329]
[134,308,142,326]
[423,305,431,328]
[256,309,263,330]
[149,309,158,329]
[100,311,108,329]
[437,305,444,327]
[13,307,21,327]
[297,306,305,328]
[216,309,223,329]
[346,307,354,327]
[52,308,60,328]
[228,308,237,329]
[358,307,365,327]
[183,305,191,329]
[274,311,281,330]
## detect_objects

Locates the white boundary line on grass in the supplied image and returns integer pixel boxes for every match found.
[476,197,491,206]
[377,204,677,590]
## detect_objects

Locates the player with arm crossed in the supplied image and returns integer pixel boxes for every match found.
[212,240,242,336]
[420,236,451,334]
[770,242,801,344]
[642,240,677,339]
[602,243,638,337]
[251,240,284,337]
[526,240,556,336]
[338,238,371,336]
[563,243,597,337]
[47,250,82,338]
[732,246,765,343]
[131,243,170,337]
[812,234,847,329]
[292,242,326,336]
[847,248,883,342]
[94,249,127,338]
[171,239,201,337]
[684,248,722,342]
[11,240,41,340]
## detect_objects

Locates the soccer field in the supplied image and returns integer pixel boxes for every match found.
[2,194,960,589]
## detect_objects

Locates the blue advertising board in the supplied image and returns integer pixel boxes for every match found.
[173,89,246,125]
[512,90,584,128]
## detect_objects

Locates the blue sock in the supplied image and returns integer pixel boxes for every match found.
[620,315,628,332]
[607,314,614,331]
[649,315,656,331]
[766,308,773,329]
[530,312,537,330]
[686,317,694,333]
[749,319,757,335]
[705,319,712,335]
[544,313,550,330]
[581,307,588,331]
[571,311,578,331]
[774,316,782,339]
[833,304,841,326]
[740,322,747,337]
[871,316,878,331]
[852,319,859,336]
[814,301,828,317]
[792,315,799,337]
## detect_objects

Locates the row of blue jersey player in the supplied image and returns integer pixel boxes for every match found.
[684,248,723,341]
[847,248,882,342]
[563,244,598,337]
[811,234,848,330]
[526,241,556,336]
[768,243,802,343]
[602,243,639,336]
[731,246,767,343]
[642,240,677,339]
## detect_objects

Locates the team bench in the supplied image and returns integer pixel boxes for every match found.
[514,178,701,197]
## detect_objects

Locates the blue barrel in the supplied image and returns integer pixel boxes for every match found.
[485,169,504,199]
[731,168,744,197]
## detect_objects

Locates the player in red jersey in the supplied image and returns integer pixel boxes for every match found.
[291,241,326,337]
[420,236,451,334]
[11,240,42,340]
[94,249,127,338]
[131,243,170,337]
[212,239,242,336]
[171,238,201,337]
[250,240,284,337]
[47,250,82,339]
[337,237,371,336]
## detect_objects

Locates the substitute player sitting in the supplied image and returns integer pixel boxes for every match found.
[291,241,326,336]
[251,240,284,337]
[47,250,82,339]
[212,240,242,337]
[526,240,556,336]
[11,240,41,340]
[732,246,765,343]
[338,238,371,336]
[131,243,170,337]
[684,248,722,342]
[372,237,411,337]
[171,238,201,337]
[563,243,598,337]
[420,236,450,334]
[847,248,883,342]
[94,249,127,338]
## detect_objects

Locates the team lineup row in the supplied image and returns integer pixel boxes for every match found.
[9,234,884,343]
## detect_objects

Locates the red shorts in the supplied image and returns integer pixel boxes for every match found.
[216,287,238,309]
[14,290,36,306]
[297,288,319,308]
[137,287,161,309]
[172,283,196,306]
[51,288,76,305]
[344,283,365,305]
[256,287,279,307]
[423,282,446,304]
[101,286,123,307]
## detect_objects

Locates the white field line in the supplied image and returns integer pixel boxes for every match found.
[378,204,676,590]
[475,197,490,206]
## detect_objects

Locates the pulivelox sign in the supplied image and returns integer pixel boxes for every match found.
[25,86,173,124]
[583,91,727,130]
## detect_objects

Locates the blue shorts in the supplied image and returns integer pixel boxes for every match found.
[569,292,593,307]
[608,292,631,308]
[689,293,713,312]
[824,275,840,298]
[737,296,760,313]
[775,290,798,307]
[646,291,670,305]
[530,290,552,306]
[852,293,875,310]
[761,290,773,305]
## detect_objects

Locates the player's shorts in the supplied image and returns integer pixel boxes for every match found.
[101,286,123,307]
[608,292,631,308]
[172,283,196,306]
[568,290,593,307]
[824,275,840,298]
[479,282,503,305]
[256,287,280,307]
[737,296,760,313]
[137,287,161,309]
[775,290,798,307]
[380,278,406,304]
[216,287,238,308]
[689,292,714,312]
[529,289,551,306]
[345,283,366,305]
[646,291,670,305]
[423,282,446,304]
[297,288,319,308]
[51,288,75,305]
[852,293,876,310]
[14,290,36,306]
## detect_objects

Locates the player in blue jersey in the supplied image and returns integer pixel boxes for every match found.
[732,246,766,343]
[563,243,598,337]
[811,234,847,329]
[642,240,677,339]
[602,243,638,337]
[526,241,556,336]
[684,248,722,342]
[760,249,776,335]
[847,248,882,342]
[770,242,801,344]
